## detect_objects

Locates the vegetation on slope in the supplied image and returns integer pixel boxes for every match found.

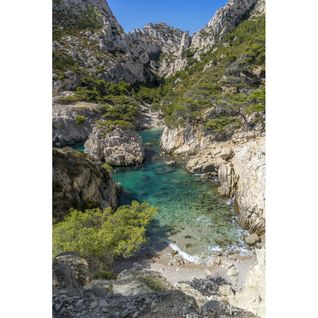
[134,16,265,136]
[53,201,157,271]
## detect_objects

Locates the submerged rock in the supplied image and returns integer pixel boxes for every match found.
[85,125,145,166]
[53,147,118,220]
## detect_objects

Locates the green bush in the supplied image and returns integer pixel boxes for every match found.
[53,201,157,268]
[205,116,241,134]
[141,276,169,292]
[101,163,113,174]
[97,119,135,132]
[75,115,86,125]
[58,95,78,104]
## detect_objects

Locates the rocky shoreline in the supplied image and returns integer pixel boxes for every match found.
[53,247,262,318]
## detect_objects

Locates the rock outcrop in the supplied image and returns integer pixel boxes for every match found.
[53,266,258,317]
[217,138,265,234]
[53,0,266,92]
[191,0,260,54]
[53,147,118,220]
[52,97,103,146]
[84,125,145,166]
[228,248,265,317]
[161,123,265,234]
[53,252,90,289]
[53,0,190,92]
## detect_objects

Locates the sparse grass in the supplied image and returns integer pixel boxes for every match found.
[75,115,86,125]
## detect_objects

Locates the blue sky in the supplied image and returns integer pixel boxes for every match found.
[107,0,227,35]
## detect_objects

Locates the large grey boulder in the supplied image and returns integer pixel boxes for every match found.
[85,124,144,166]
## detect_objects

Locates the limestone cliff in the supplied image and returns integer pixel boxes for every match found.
[53,0,266,93]
[161,124,265,234]
[52,97,104,146]
[53,147,118,220]
[84,124,145,166]
[53,0,190,92]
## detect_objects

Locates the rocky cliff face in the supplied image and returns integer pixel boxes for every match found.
[53,0,190,92]
[53,0,265,93]
[52,97,104,146]
[161,123,265,234]
[228,247,265,317]
[191,0,260,53]
[84,125,145,166]
[53,147,118,220]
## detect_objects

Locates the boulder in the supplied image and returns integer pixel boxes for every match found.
[53,252,90,289]
[245,233,260,246]
[84,125,144,166]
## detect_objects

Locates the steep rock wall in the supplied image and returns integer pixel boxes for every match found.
[161,124,265,234]
[53,147,118,220]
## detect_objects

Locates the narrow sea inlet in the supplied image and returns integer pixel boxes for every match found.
[112,128,248,262]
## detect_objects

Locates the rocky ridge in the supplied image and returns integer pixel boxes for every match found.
[191,0,262,54]
[53,147,118,220]
[53,0,265,92]
[53,0,190,92]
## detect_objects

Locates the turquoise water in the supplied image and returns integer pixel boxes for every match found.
[112,128,248,262]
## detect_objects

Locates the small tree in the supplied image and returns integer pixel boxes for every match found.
[211,93,249,126]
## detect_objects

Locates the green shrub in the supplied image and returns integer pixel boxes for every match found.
[205,116,241,134]
[141,276,169,292]
[53,201,157,269]
[58,95,78,104]
[97,119,135,132]
[75,115,86,125]
[101,163,113,174]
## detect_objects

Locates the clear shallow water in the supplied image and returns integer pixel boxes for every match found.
[112,128,248,262]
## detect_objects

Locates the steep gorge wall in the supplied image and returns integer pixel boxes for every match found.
[161,124,265,234]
